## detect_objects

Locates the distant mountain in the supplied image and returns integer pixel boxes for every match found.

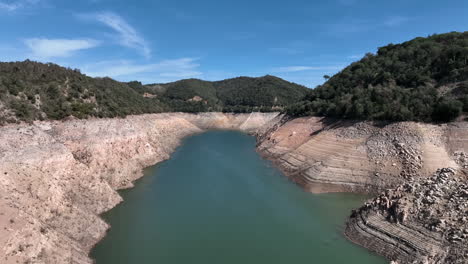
[287,31,468,122]
[0,60,309,124]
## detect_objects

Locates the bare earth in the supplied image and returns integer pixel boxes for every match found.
[0,112,467,264]
[257,116,468,264]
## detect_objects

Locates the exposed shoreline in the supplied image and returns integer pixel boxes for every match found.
[0,112,466,264]
[0,112,281,264]
[255,116,468,264]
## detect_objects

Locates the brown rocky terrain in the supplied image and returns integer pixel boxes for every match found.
[257,117,465,194]
[0,112,467,264]
[0,112,280,264]
[256,116,468,264]
[346,168,468,264]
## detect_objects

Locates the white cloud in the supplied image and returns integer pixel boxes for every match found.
[273,66,343,73]
[0,2,20,11]
[24,38,100,59]
[92,12,151,58]
[82,58,202,83]
[0,0,40,11]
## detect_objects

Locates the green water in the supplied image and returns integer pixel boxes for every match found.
[91,131,386,264]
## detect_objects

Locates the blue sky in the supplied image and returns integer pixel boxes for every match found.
[0,0,467,87]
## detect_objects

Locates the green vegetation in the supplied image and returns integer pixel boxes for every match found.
[0,60,308,124]
[152,75,310,113]
[286,31,468,122]
[2,32,468,124]
[0,60,165,124]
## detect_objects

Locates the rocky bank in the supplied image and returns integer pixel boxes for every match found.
[0,112,280,264]
[0,113,467,264]
[346,168,468,264]
[256,116,468,264]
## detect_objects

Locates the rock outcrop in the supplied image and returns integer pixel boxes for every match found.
[0,112,280,264]
[256,117,468,264]
[257,117,466,194]
[346,168,468,264]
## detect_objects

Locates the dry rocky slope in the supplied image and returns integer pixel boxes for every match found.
[256,116,468,264]
[346,168,468,264]
[0,112,281,264]
[0,113,467,264]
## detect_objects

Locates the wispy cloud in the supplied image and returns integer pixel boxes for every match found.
[83,11,151,58]
[24,38,100,59]
[0,2,21,11]
[82,58,202,83]
[273,65,343,73]
[384,16,409,27]
[0,0,39,11]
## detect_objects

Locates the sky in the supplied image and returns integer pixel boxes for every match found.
[0,0,467,87]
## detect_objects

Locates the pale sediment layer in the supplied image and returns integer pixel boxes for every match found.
[345,168,468,264]
[1,113,467,264]
[0,112,280,264]
[256,117,468,264]
[257,117,465,194]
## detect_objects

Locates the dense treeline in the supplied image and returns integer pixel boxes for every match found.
[145,75,310,113]
[286,31,468,122]
[3,32,467,124]
[0,61,308,124]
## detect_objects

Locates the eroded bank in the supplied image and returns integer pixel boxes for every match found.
[0,113,467,264]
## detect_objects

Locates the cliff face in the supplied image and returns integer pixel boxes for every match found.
[0,112,280,264]
[256,117,468,264]
[1,113,466,264]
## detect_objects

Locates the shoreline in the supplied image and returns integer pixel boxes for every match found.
[0,112,281,264]
[0,112,466,264]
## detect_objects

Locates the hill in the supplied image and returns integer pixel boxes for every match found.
[141,75,310,113]
[0,60,309,124]
[286,31,468,122]
[0,60,166,124]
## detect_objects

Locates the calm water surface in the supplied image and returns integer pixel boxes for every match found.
[91,131,386,264]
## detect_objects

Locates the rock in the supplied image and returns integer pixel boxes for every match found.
[346,168,468,264]
[0,112,282,264]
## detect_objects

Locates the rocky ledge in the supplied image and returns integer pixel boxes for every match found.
[345,168,468,264]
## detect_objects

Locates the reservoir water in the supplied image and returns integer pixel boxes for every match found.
[91,131,386,264]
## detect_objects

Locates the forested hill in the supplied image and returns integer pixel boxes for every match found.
[0,60,309,124]
[287,31,468,122]
[137,75,310,113]
[0,61,165,124]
